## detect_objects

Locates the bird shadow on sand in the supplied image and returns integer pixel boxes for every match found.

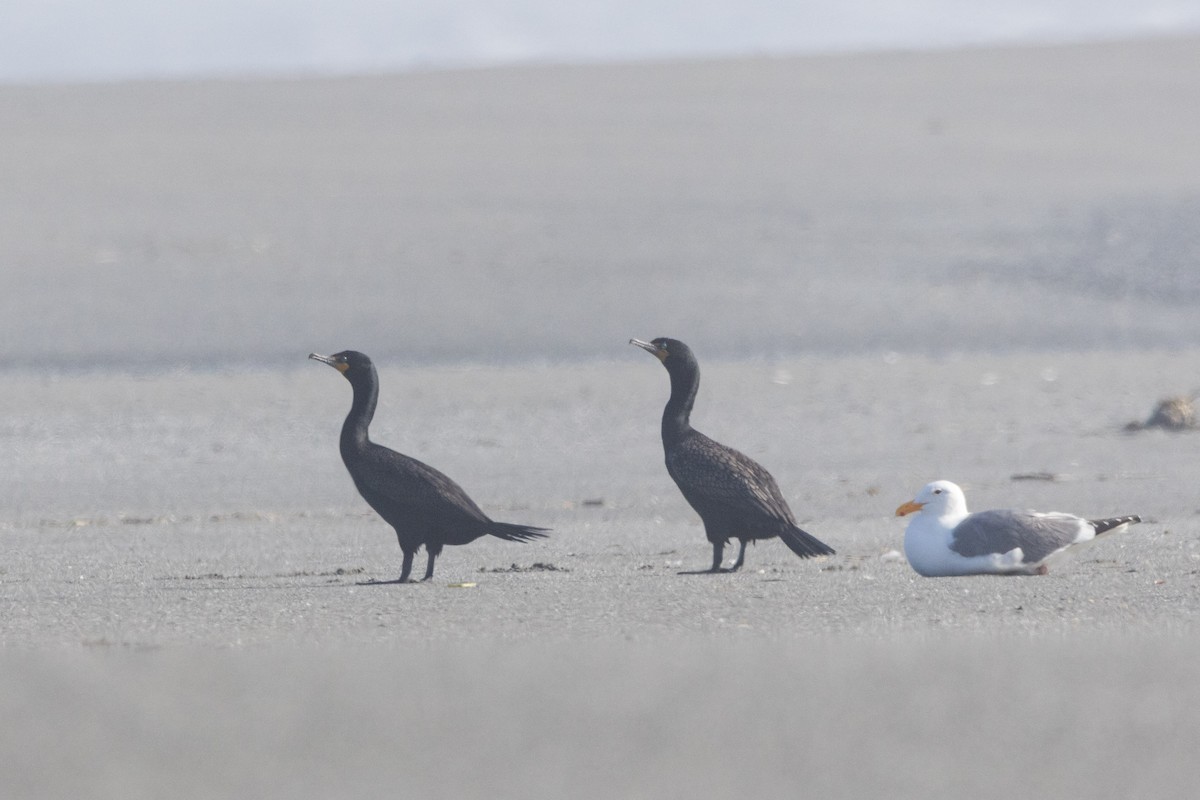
[355,577,418,586]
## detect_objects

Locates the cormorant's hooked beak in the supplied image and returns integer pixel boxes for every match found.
[895,500,925,517]
[629,338,668,363]
[309,352,348,373]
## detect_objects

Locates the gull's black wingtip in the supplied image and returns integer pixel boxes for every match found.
[1090,515,1142,535]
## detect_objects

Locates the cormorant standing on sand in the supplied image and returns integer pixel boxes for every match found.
[630,337,834,573]
[310,350,548,583]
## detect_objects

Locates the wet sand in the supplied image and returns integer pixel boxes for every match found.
[3,35,1200,798]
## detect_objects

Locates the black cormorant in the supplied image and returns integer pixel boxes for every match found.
[310,350,548,583]
[630,337,834,573]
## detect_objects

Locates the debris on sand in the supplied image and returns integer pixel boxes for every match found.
[480,562,570,573]
[1125,395,1198,432]
[1011,472,1063,482]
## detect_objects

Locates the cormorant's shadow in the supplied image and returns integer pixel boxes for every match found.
[355,577,418,586]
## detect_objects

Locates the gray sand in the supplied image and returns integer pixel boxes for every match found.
[4,352,1200,797]
[3,36,1200,799]
[4,351,1200,645]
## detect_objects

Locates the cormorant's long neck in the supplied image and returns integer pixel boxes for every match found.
[661,362,698,445]
[340,368,379,454]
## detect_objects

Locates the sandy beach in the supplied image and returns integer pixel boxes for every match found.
[4,352,1199,797]
[3,36,1200,798]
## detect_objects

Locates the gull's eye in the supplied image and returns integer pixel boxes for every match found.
[933,488,943,494]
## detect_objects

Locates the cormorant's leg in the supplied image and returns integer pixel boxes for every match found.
[709,540,726,572]
[679,540,730,574]
[421,550,437,582]
[398,549,415,583]
[730,540,747,572]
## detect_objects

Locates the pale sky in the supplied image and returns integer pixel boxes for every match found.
[3,0,1199,83]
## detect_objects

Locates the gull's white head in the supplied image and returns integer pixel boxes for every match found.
[896,480,969,520]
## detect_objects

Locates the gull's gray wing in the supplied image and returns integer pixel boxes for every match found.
[949,510,1088,564]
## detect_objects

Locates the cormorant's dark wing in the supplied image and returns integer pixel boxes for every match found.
[666,432,796,524]
[351,443,491,523]
[949,510,1088,564]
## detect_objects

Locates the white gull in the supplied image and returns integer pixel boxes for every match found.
[895,480,1141,576]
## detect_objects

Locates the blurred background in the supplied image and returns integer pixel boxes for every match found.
[3,2,1200,370]
[5,1,1200,83]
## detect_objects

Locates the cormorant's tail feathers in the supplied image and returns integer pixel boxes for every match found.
[780,524,835,558]
[488,522,551,543]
